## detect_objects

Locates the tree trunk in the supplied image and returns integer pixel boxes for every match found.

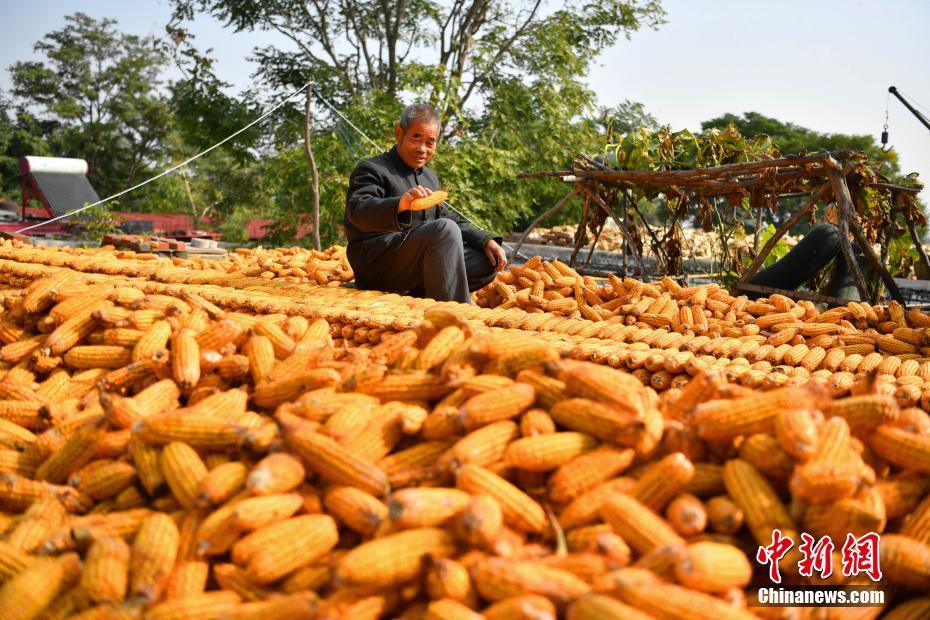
[304,81,322,251]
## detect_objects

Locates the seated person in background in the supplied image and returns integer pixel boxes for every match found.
[344,103,506,303]
[748,222,867,301]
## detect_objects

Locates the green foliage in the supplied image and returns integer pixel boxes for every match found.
[74,203,120,243]
[701,111,900,177]
[167,0,667,238]
[7,13,172,198]
[755,224,792,267]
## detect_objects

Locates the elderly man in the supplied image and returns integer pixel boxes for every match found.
[344,103,506,303]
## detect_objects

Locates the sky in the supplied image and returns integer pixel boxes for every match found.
[1,0,928,198]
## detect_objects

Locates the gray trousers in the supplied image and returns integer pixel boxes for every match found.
[354,218,496,304]
[748,223,866,300]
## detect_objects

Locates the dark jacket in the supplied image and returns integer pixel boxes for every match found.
[344,146,500,272]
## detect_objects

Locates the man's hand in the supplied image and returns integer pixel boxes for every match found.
[484,239,507,272]
[398,185,432,212]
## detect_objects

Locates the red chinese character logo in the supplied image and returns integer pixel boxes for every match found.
[841,532,882,581]
[756,529,795,584]
[797,533,835,579]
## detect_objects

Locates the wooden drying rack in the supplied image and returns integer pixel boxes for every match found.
[516,151,924,305]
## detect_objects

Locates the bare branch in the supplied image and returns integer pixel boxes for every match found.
[455,0,543,115]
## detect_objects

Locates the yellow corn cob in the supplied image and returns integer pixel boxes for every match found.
[164,561,209,601]
[100,328,145,348]
[144,591,241,620]
[196,461,247,506]
[35,416,106,483]
[253,320,296,359]
[284,426,389,496]
[868,425,930,474]
[875,334,917,355]
[548,398,648,448]
[459,383,536,430]
[129,433,163,495]
[801,486,886,542]
[244,452,305,496]
[82,536,130,604]
[673,541,752,593]
[388,487,471,529]
[5,496,67,552]
[438,420,518,472]
[243,336,273,386]
[882,597,930,620]
[548,446,634,504]
[162,441,209,509]
[129,512,180,601]
[503,432,597,472]
[337,527,456,587]
[471,557,590,606]
[519,409,557,437]
[555,361,648,414]
[566,594,652,620]
[135,412,241,449]
[0,540,32,580]
[0,400,43,430]
[694,383,829,442]
[664,493,707,537]
[252,368,340,409]
[737,433,794,482]
[455,494,504,547]
[323,403,376,445]
[323,485,389,535]
[170,328,201,389]
[705,495,744,535]
[424,599,482,620]
[0,556,66,620]
[238,514,339,584]
[608,577,756,620]
[34,368,70,401]
[825,394,899,433]
[879,534,930,590]
[631,452,695,511]
[599,491,684,555]
[457,464,546,534]
[877,475,930,521]
[70,460,136,501]
[63,508,152,550]
[425,557,477,608]
[22,271,74,314]
[515,369,567,409]
[47,303,113,355]
[212,562,276,602]
[414,326,466,371]
[408,189,448,211]
[774,408,818,460]
[483,594,556,620]
[226,493,304,531]
[722,459,797,545]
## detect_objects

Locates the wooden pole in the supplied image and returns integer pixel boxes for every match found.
[906,216,930,281]
[583,186,646,276]
[510,189,577,260]
[826,167,870,302]
[846,210,904,304]
[304,80,321,251]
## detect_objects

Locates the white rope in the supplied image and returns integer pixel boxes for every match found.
[311,86,381,149]
[16,81,313,234]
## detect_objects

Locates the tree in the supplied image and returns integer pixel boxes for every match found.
[7,13,173,197]
[701,112,899,176]
[168,1,667,238]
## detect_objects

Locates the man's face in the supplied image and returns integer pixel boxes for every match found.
[393,119,439,169]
